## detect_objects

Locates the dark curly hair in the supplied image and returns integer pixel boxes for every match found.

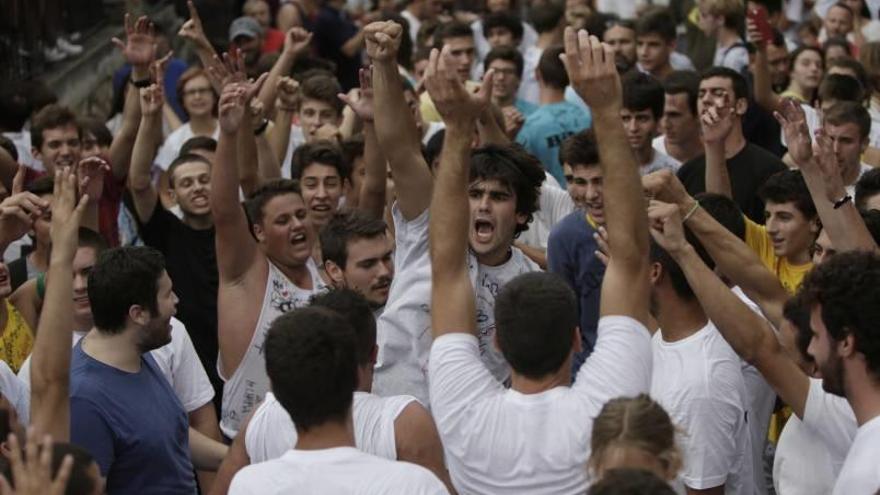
[469,144,545,237]
[799,251,880,378]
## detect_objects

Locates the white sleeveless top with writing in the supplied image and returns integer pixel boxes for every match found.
[220,259,326,437]
[245,391,417,463]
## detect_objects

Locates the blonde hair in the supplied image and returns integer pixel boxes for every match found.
[589,394,682,479]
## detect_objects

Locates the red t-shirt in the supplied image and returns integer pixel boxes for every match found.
[262,29,286,54]
[25,167,123,247]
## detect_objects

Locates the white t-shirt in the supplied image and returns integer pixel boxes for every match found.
[280,125,307,179]
[18,318,214,413]
[0,360,29,427]
[245,391,417,463]
[154,123,220,171]
[833,414,880,494]
[801,378,858,475]
[641,149,680,176]
[651,322,754,494]
[228,446,448,495]
[713,41,749,74]
[400,9,421,44]
[517,174,575,250]
[518,46,542,106]
[773,414,837,495]
[427,316,653,494]
[372,205,540,405]
[2,131,39,169]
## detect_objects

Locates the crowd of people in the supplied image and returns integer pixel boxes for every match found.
[0,0,879,493]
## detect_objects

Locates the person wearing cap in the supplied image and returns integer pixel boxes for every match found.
[229,16,264,77]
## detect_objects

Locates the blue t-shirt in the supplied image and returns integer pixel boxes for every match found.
[70,340,195,495]
[516,101,591,187]
[547,211,606,376]
[514,98,539,116]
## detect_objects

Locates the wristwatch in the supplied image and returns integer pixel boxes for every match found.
[832,194,852,209]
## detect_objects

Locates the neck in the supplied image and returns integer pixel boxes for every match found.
[81,327,142,372]
[294,416,356,450]
[665,136,704,163]
[189,115,216,135]
[537,30,561,49]
[539,86,565,105]
[29,244,51,272]
[475,244,512,267]
[655,298,708,342]
[787,81,812,102]
[716,28,741,48]
[650,62,674,80]
[635,146,655,166]
[723,126,746,158]
[844,366,880,427]
[510,366,571,394]
[786,247,813,266]
[356,365,372,393]
[182,212,214,230]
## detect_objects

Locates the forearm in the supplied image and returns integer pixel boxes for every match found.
[237,118,260,197]
[801,160,877,253]
[129,114,161,192]
[256,130,281,184]
[513,241,547,269]
[372,59,425,165]
[269,108,294,163]
[190,403,222,492]
[212,131,245,221]
[80,202,99,233]
[30,255,74,441]
[685,207,787,327]
[358,124,387,219]
[476,105,509,146]
[258,51,297,112]
[593,109,648,261]
[0,147,17,191]
[108,80,143,180]
[753,49,780,113]
[188,427,229,471]
[704,140,731,198]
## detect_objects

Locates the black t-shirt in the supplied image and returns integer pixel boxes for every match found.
[309,5,361,91]
[125,194,222,405]
[677,143,787,224]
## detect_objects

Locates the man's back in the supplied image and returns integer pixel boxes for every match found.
[428,316,652,494]
[245,390,416,463]
[516,101,592,187]
[70,341,195,494]
[228,447,447,495]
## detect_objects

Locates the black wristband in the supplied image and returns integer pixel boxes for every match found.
[253,118,269,135]
[832,194,852,209]
[130,76,152,88]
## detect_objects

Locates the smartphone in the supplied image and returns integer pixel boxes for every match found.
[748,5,773,44]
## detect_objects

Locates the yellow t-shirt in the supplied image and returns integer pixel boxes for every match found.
[420,80,481,123]
[0,300,33,373]
[744,217,812,294]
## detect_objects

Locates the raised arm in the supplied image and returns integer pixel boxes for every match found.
[256,28,312,113]
[338,68,387,219]
[644,170,789,328]
[367,21,433,220]
[427,46,493,337]
[650,201,811,417]
[108,14,159,181]
[563,28,650,326]
[30,167,89,441]
[127,82,164,223]
[747,19,782,115]
[178,1,222,90]
[268,77,299,164]
[702,103,736,198]
[776,99,878,254]
[210,55,269,283]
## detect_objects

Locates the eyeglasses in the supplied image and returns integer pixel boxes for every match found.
[183,87,214,98]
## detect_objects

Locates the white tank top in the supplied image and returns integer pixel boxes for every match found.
[220,259,326,437]
[245,391,417,463]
